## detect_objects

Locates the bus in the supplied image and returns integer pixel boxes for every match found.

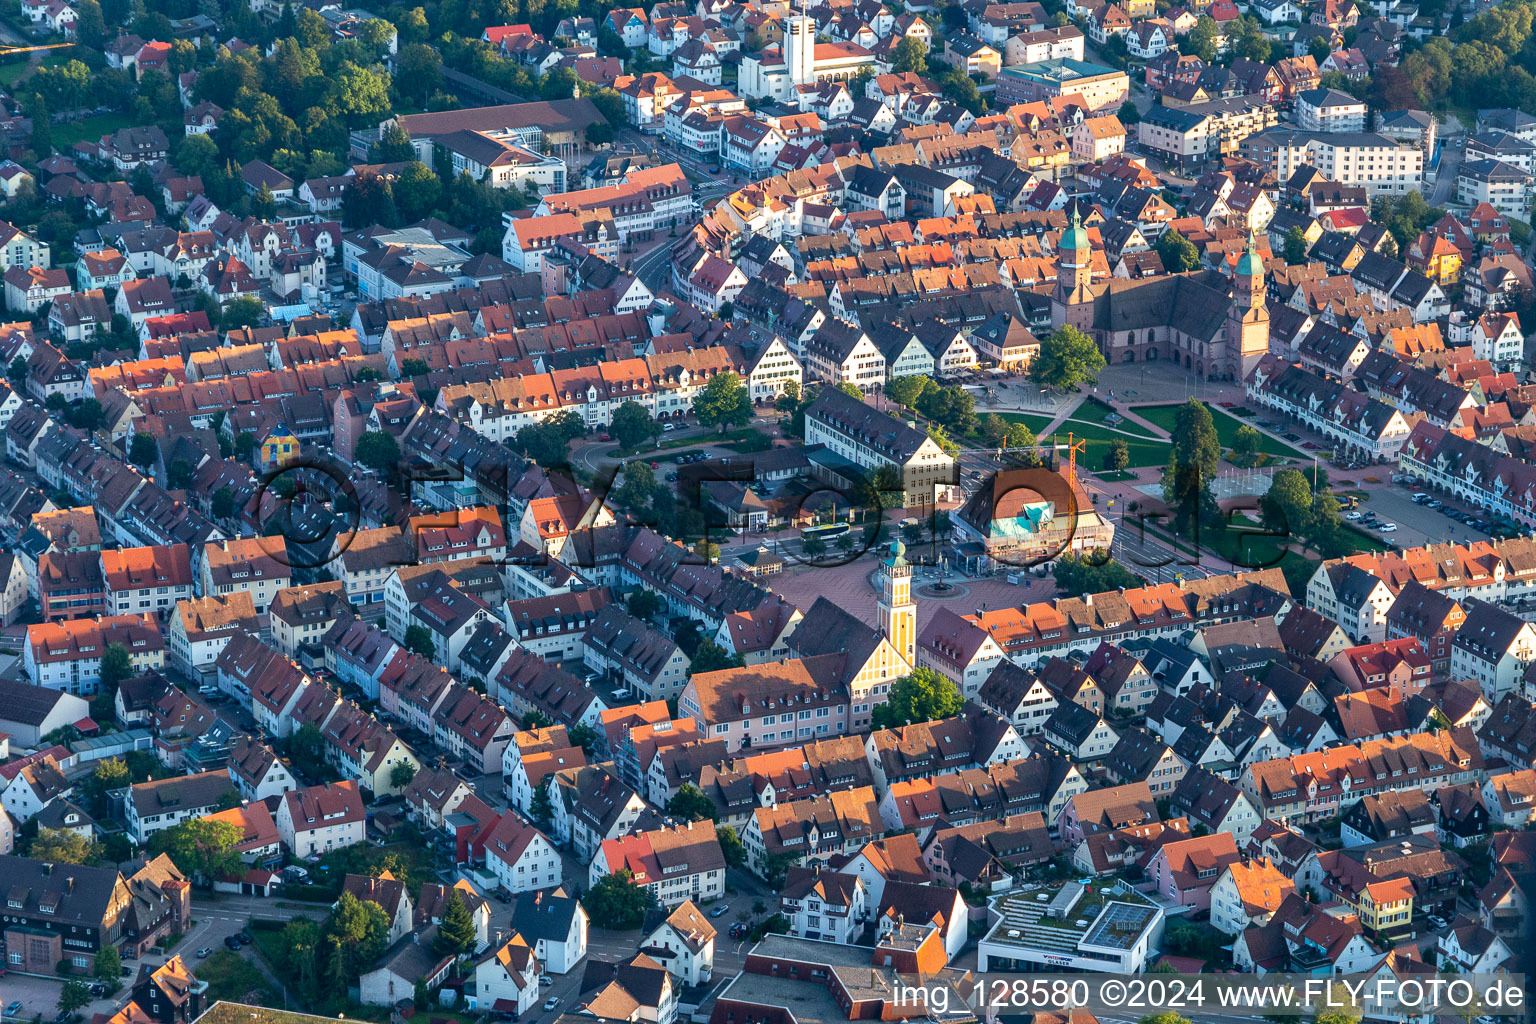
[801,523,850,540]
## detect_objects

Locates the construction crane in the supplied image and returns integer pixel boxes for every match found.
[0,41,74,58]
[992,432,1088,482]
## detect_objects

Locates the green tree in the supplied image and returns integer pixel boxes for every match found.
[627,590,663,620]
[1005,421,1036,450]
[692,371,751,432]
[68,399,105,432]
[1261,467,1314,538]
[1104,439,1130,471]
[93,944,120,986]
[689,639,743,675]
[403,624,435,659]
[1163,399,1221,536]
[1183,16,1219,59]
[8,355,26,382]
[395,42,444,104]
[540,66,578,100]
[390,761,417,789]
[84,756,130,809]
[836,381,864,399]
[1116,99,1141,125]
[611,400,658,449]
[343,172,398,228]
[1155,228,1200,273]
[393,161,442,221]
[168,458,194,489]
[884,375,931,408]
[32,827,101,866]
[1053,551,1142,598]
[101,642,133,693]
[1284,226,1310,264]
[529,781,555,825]
[870,668,964,729]
[289,721,325,772]
[327,890,390,983]
[616,460,658,511]
[717,824,746,867]
[211,486,236,520]
[148,817,245,884]
[667,783,717,821]
[58,981,91,1014]
[433,888,478,957]
[355,430,401,473]
[221,295,265,331]
[892,36,927,74]
[581,870,656,928]
[1029,324,1106,391]
[129,431,158,468]
[1231,424,1264,465]
[568,723,599,754]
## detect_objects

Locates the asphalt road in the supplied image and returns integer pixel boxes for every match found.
[1,893,325,1021]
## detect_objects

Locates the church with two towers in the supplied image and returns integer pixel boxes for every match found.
[1050,211,1271,381]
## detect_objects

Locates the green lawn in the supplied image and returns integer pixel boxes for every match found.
[1133,402,1306,460]
[0,53,68,88]
[197,950,273,1004]
[1068,397,1161,439]
[1000,412,1170,469]
[52,112,134,149]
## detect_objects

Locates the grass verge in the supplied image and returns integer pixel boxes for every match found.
[1133,402,1307,460]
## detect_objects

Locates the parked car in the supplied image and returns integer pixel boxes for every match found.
[495,888,513,904]
[6,1002,23,1018]
[599,434,611,442]
[1378,523,1398,533]
[710,903,730,918]
[663,423,676,432]
[237,932,252,945]
[544,998,560,1012]
[224,935,242,950]
[197,947,213,958]
[540,975,554,987]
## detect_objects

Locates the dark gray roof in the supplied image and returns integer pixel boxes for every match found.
[0,678,80,727]
[512,889,584,940]
[804,386,934,462]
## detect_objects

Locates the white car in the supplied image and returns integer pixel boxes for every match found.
[1344,511,1362,520]
[544,998,560,1012]
[1378,523,1398,533]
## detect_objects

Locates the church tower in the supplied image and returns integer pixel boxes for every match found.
[1227,228,1270,379]
[785,14,815,87]
[1051,208,1096,332]
[877,539,916,669]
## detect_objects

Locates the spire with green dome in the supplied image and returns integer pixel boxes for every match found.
[1236,226,1261,279]
[887,537,907,568]
[1061,206,1089,254]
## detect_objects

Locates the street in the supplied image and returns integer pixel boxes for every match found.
[0,892,325,1022]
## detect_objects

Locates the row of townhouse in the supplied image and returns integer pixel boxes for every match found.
[1239,727,1487,824]
[1400,420,1536,528]
[434,344,800,436]
[211,630,423,795]
[1245,355,1414,462]
[961,570,1291,667]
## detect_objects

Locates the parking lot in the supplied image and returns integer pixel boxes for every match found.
[3,966,135,1021]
